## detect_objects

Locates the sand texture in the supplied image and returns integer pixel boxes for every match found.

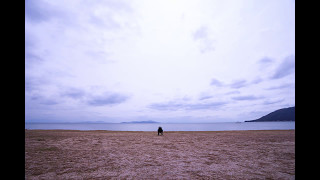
[25,130,295,179]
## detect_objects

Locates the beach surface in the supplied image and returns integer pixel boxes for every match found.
[25,130,295,179]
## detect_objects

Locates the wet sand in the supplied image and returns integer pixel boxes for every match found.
[25,130,295,179]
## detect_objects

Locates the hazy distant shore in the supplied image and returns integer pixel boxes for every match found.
[25,130,295,179]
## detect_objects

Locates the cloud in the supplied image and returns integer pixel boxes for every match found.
[265,83,294,90]
[251,77,263,84]
[210,77,264,89]
[29,94,60,106]
[258,57,274,70]
[25,0,64,23]
[25,0,51,22]
[25,77,38,92]
[199,95,213,101]
[193,26,209,40]
[25,52,43,63]
[149,101,227,111]
[83,0,134,31]
[40,99,60,105]
[229,79,248,89]
[89,15,121,29]
[271,55,295,79]
[210,78,224,87]
[263,99,284,105]
[87,92,130,106]
[210,78,262,89]
[259,57,273,64]
[25,51,45,71]
[148,102,184,111]
[25,32,44,68]
[61,88,86,99]
[25,0,295,123]
[186,102,227,110]
[87,2,129,30]
[225,90,240,95]
[193,26,215,53]
[25,75,50,93]
[256,56,275,72]
[232,95,264,101]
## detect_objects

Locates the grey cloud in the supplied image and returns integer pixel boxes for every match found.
[25,52,44,69]
[186,102,227,110]
[149,101,227,111]
[25,32,43,66]
[199,95,213,101]
[230,79,248,89]
[251,77,263,84]
[25,52,42,62]
[25,32,35,52]
[258,57,273,64]
[25,0,63,23]
[61,88,86,99]
[149,102,184,111]
[29,94,60,106]
[271,55,295,79]
[25,0,51,22]
[87,93,130,106]
[210,77,263,90]
[210,78,224,87]
[232,95,263,101]
[149,96,193,110]
[225,90,240,95]
[210,78,261,89]
[266,83,294,90]
[25,77,36,92]
[25,76,48,93]
[263,99,284,105]
[40,99,60,105]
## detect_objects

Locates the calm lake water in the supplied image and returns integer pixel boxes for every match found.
[25,122,295,131]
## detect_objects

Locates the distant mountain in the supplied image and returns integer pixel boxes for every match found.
[78,121,106,123]
[245,107,295,122]
[121,120,159,124]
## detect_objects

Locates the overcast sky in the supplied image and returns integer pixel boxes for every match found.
[25,0,295,123]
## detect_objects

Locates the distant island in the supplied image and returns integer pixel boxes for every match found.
[121,120,159,124]
[245,106,295,122]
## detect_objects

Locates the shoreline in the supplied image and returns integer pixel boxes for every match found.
[25,121,295,132]
[25,129,294,132]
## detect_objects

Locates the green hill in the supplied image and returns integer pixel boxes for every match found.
[245,106,295,122]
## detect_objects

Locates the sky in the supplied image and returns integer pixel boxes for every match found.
[25,0,295,123]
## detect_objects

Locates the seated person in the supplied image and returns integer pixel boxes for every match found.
[158,126,163,136]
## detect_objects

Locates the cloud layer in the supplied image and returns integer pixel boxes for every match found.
[149,101,227,111]
[271,55,295,79]
[25,0,295,123]
[87,93,130,106]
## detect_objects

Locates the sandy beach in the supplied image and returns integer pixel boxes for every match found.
[25,130,295,179]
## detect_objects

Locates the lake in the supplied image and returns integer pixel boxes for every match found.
[25,122,295,131]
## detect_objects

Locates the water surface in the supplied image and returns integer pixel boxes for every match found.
[25,122,295,131]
